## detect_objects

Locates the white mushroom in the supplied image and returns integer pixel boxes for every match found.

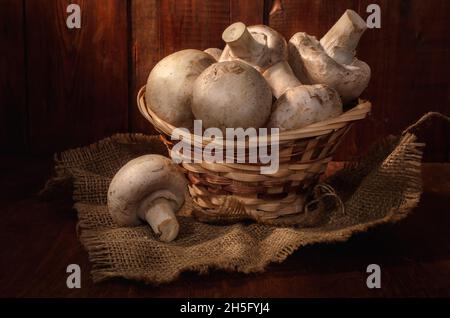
[145,49,215,128]
[262,60,302,99]
[107,155,187,242]
[219,22,287,72]
[288,10,371,103]
[204,48,223,61]
[263,61,342,131]
[192,61,272,132]
[268,84,342,131]
[220,21,329,117]
[320,9,367,65]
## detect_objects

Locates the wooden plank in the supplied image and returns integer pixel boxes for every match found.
[268,0,359,40]
[230,0,265,25]
[269,0,450,161]
[130,0,161,133]
[0,0,27,153]
[26,0,128,153]
[159,0,230,55]
[356,0,450,162]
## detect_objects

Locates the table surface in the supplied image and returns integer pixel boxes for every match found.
[0,156,449,298]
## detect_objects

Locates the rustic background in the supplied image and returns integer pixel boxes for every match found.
[1,0,449,161]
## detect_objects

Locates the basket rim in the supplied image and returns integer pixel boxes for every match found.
[137,85,371,145]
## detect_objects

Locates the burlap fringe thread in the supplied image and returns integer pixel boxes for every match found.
[44,112,450,285]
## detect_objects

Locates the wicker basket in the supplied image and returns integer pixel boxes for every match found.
[137,86,371,221]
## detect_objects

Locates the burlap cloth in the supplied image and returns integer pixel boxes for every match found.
[45,113,448,285]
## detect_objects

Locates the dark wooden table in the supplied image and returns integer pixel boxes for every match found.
[0,156,449,298]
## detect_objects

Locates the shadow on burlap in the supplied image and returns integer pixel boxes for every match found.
[44,113,450,285]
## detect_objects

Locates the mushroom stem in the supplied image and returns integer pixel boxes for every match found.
[263,61,302,98]
[320,9,367,65]
[144,198,180,242]
[222,22,264,59]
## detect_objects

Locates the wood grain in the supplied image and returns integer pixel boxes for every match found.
[356,0,450,162]
[268,0,450,161]
[159,0,230,55]
[0,0,27,153]
[1,0,448,161]
[230,0,265,25]
[130,0,161,133]
[25,0,129,153]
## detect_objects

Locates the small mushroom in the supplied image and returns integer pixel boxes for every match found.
[204,48,223,61]
[192,61,272,132]
[107,155,187,242]
[145,49,215,128]
[288,10,371,103]
[219,22,287,72]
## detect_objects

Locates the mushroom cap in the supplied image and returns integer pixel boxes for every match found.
[145,49,216,128]
[288,32,371,103]
[192,61,272,132]
[221,24,288,72]
[204,48,223,61]
[107,155,187,226]
[268,84,343,131]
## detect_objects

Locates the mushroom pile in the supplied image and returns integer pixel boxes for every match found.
[108,10,371,242]
[145,9,370,131]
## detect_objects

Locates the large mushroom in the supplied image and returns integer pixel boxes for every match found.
[268,83,342,131]
[107,155,187,242]
[220,22,305,114]
[192,60,272,132]
[145,49,215,128]
[261,54,343,131]
[288,10,371,103]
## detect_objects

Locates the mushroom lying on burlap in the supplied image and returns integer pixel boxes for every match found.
[145,49,215,128]
[288,10,370,103]
[192,60,272,132]
[107,155,187,242]
[204,48,223,61]
[263,60,343,131]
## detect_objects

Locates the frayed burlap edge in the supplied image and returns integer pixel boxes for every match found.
[49,131,425,285]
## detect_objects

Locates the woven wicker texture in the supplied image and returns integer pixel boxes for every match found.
[47,119,429,284]
[137,87,372,219]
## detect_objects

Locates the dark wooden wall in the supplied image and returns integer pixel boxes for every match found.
[1,0,449,161]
